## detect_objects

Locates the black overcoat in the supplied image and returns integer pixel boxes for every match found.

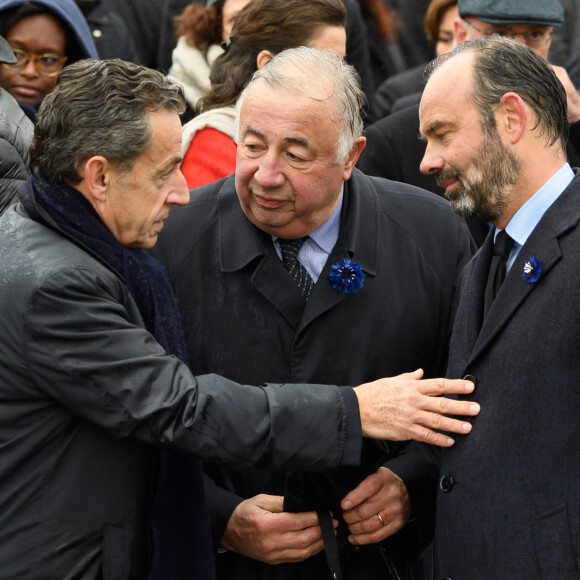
[153,169,475,579]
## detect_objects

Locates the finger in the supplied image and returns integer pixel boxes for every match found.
[267,532,326,564]
[342,480,404,524]
[341,469,394,513]
[253,494,285,513]
[423,395,481,418]
[347,515,400,545]
[263,519,335,564]
[419,377,475,397]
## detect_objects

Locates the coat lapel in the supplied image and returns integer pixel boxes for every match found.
[297,170,380,334]
[216,171,381,333]
[468,176,580,364]
[217,177,306,328]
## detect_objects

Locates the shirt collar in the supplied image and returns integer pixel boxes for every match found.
[501,163,574,247]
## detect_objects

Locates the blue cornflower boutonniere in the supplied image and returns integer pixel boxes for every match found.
[522,256,542,284]
[328,258,365,295]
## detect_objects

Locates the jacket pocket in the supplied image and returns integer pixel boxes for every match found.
[532,503,577,579]
[102,524,130,580]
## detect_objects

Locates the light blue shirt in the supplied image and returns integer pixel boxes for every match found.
[273,191,343,282]
[496,163,574,272]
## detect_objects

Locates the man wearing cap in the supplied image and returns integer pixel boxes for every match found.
[0,33,32,214]
[456,0,580,126]
[358,0,580,223]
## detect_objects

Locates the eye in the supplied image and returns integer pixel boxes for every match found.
[39,55,59,66]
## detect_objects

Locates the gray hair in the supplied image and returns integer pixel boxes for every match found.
[30,59,186,184]
[425,36,568,151]
[235,47,366,164]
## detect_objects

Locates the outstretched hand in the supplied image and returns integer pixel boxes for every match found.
[354,368,479,446]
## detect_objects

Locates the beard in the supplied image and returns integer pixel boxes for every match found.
[437,126,521,222]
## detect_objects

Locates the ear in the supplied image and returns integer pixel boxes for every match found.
[496,92,527,145]
[82,156,112,203]
[342,136,366,181]
[454,18,468,46]
[256,50,273,69]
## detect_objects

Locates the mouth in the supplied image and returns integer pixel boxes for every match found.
[253,193,287,209]
[440,177,460,193]
[12,85,41,98]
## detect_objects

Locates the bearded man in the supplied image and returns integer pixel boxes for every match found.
[419,35,580,578]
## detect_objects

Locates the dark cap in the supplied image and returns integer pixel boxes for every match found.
[0,34,16,65]
[458,0,564,27]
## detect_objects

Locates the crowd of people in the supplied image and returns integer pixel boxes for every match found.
[0,0,579,579]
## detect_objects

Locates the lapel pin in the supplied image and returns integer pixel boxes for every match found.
[522,256,542,284]
[328,258,365,295]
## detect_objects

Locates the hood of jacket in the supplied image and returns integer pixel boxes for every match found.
[0,0,98,61]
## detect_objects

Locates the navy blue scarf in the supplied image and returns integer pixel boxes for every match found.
[20,172,215,579]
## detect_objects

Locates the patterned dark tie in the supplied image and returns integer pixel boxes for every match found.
[278,237,314,301]
[483,230,514,318]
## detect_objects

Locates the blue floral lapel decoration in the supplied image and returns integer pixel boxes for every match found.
[522,256,542,284]
[328,258,364,295]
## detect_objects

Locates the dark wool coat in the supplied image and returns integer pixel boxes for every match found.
[435,173,580,579]
[152,169,475,579]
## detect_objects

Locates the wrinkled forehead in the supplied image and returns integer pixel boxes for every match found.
[241,76,338,119]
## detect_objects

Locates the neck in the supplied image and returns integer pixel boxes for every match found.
[493,146,567,229]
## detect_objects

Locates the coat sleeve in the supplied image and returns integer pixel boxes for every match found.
[23,266,361,471]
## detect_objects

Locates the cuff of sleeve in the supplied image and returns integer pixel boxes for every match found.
[339,387,362,466]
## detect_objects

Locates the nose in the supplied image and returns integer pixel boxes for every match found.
[167,170,190,206]
[20,59,39,78]
[254,151,285,189]
[420,143,445,175]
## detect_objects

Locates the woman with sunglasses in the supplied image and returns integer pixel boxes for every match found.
[0,0,97,119]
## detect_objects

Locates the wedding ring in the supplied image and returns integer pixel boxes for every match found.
[377,513,385,526]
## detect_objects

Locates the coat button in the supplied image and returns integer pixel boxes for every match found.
[439,474,454,493]
[462,374,477,386]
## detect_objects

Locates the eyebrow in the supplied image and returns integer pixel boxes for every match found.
[153,156,183,178]
[242,126,312,150]
[418,120,452,141]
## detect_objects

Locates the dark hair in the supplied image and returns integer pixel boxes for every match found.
[199,0,347,112]
[424,0,457,42]
[174,1,225,51]
[30,59,185,184]
[0,2,84,64]
[426,35,568,150]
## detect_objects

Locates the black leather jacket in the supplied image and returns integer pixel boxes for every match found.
[0,188,361,579]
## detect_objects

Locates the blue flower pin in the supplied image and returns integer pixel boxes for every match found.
[328,258,364,295]
[522,256,542,284]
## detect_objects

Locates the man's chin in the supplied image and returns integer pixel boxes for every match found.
[448,195,476,218]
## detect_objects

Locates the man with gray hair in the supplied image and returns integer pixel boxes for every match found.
[152,46,475,579]
[0,57,479,579]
